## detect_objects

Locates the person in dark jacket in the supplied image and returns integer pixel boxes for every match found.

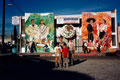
[87,18,96,42]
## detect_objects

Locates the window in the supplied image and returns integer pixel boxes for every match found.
[21,19,25,34]
[112,35,116,46]
[79,19,82,27]
[111,18,115,32]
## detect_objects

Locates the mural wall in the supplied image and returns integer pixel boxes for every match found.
[56,17,82,52]
[82,12,112,52]
[25,13,54,53]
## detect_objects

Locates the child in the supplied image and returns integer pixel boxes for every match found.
[68,39,75,65]
[54,42,62,68]
[62,43,69,68]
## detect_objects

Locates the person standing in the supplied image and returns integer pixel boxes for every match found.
[68,39,75,65]
[12,45,17,54]
[62,43,69,68]
[59,36,66,49]
[54,42,62,68]
[59,36,66,67]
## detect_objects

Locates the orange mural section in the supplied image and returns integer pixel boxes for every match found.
[82,12,112,52]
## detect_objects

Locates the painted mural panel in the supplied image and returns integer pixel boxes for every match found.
[25,13,54,53]
[82,12,112,52]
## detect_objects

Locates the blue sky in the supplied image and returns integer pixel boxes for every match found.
[0,0,120,35]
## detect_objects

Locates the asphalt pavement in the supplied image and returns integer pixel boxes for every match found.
[0,54,120,80]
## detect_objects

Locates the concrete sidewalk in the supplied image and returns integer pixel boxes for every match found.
[0,53,12,56]
[18,52,106,57]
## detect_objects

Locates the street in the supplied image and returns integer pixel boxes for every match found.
[0,54,120,80]
[54,56,120,80]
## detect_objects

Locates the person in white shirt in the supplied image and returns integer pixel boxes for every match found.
[98,19,107,39]
[54,42,62,68]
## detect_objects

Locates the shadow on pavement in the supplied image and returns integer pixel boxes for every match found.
[73,59,87,66]
[0,54,94,80]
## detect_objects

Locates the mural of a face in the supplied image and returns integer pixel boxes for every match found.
[90,20,94,24]
[31,19,35,25]
[40,20,44,24]
[102,19,106,24]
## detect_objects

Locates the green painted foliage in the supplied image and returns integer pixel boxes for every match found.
[25,13,54,53]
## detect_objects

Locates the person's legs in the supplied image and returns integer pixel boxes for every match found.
[85,47,87,54]
[31,46,34,53]
[103,31,105,37]
[90,33,94,42]
[71,55,73,65]
[33,45,37,52]
[84,48,86,54]
[69,51,71,65]
[88,32,90,42]
[63,58,65,68]
[100,32,103,39]
[61,54,63,67]
[66,58,69,67]
[71,51,74,65]
[91,33,94,42]
[99,32,105,39]
[55,56,58,67]
[58,56,61,68]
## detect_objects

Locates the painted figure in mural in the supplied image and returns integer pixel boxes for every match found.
[87,18,96,42]
[38,19,49,44]
[68,39,75,65]
[26,39,31,53]
[30,40,37,53]
[25,19,39,53]
[25,19,39,42]
[54,42,62,68]
[98,19,107,39]
[82,40,88,54]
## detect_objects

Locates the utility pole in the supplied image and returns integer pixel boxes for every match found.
[2,0,5,46]
[14,26,17,44]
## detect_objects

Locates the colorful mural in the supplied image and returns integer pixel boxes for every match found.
[82,12,112,52]
[25,13,54,53]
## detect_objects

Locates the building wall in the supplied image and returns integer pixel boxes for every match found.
[55,15,83,52]
[20,10,118,53]
[111,9,118,48]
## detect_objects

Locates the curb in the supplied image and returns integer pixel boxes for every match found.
[19,53,106,57]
